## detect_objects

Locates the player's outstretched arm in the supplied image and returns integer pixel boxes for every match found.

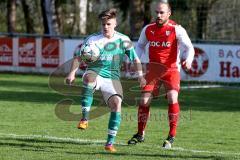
[66,56,81,85]
[133,58,146,88]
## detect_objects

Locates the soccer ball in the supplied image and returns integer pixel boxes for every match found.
[80,43,100,63]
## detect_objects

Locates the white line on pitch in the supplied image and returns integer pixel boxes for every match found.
[0,133,239,156]
[0,133,106,144]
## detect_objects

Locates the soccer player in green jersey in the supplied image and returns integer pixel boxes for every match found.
[66,8,146,152]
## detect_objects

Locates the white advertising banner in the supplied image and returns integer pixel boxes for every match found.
[63,39,83,62]
[54,40,240,83]
[180,44,240,82]
[0,37,239,83]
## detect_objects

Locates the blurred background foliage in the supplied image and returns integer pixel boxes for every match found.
[0,0,239,42]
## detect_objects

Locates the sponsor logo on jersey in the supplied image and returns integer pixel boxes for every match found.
[166,30,171,36]
[149,41,171,47]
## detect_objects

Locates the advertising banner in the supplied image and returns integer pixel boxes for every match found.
[18,38,36,67]
[181,44,240,82]
[0,38,13,66]
[42,38,59,68]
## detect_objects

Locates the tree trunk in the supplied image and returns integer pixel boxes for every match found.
[129,0,144,38]
[72,0,80,34]
[21,0,35,33]
[129,0,151,38]
[143,0,152,26]
[196,3,207,39]
[195,0,218,40]
[7,0,16,33]
[55,0,63,34]
[79,0,88,35]
[41,0,59,35]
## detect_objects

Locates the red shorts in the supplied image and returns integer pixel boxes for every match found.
[142,64,180,97]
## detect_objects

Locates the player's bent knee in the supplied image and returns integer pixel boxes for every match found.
[108,95,122,112]
[167,90,178,104]
[140,92,152,106]
[83,73,97,84]
[140,100,150,106]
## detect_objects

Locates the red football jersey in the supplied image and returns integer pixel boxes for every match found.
[136,20,194,70]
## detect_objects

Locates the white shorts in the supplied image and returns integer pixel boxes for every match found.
[83,70,123,103]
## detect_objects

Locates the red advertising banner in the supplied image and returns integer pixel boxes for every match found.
[0,38,13,66]
[18,38,36,67]
[42,38,59,68]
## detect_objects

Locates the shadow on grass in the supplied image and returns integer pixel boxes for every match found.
[0,136,231,159]
[66,151,222,159]
[0,141,63,149]
[1,78,240,111]
[0,91,64,104]
[0,137,234,159]
[0,136,106,146]
[4,145,222,159]
[0,90,239,112]
[0,80,48,89]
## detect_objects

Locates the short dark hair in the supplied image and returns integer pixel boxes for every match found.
[98,8,117,20]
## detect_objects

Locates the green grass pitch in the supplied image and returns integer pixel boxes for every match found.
[0,73,240,160]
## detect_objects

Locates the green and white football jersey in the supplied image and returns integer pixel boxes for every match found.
[75,32,138,80]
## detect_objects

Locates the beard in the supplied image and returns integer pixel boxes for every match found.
[156,18,168,26]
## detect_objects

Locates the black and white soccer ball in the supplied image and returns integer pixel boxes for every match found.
[80,43,100,63]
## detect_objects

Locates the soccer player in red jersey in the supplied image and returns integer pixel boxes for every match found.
[128,1,195,149]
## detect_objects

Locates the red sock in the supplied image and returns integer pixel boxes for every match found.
[168,103,180,137]
[137,105,150,136]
